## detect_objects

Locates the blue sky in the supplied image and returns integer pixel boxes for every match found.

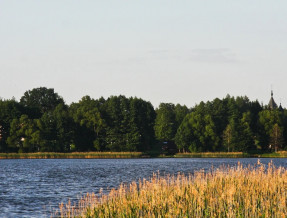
[1,1,287,107]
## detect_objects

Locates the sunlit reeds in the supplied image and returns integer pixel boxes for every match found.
[0,152,143,159]
[55,160,287,217]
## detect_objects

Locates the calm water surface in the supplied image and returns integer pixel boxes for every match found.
[0,158,287,217]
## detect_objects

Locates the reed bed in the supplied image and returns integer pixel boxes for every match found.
[2,151,287,159]
[174,152,246,158]
[55,160,287,217]
[0,152,143,159]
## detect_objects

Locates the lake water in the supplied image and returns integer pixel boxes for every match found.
[0,158,287,217]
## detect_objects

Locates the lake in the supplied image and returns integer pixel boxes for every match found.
[0,158,287,217]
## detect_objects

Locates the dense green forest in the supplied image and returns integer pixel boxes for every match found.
[0,87,286,153]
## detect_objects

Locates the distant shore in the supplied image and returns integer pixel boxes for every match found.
[0,152,144,159]
[174,151,287,158]
[1,151,287,159]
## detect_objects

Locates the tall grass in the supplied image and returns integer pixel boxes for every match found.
[175,151,287,158]
[55,161,287,217]
[0,152,143,159]
[174,152,247,158]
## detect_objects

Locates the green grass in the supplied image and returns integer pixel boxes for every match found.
[258,151,287,157]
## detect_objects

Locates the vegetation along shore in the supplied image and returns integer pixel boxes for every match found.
[55,161,287,217]
[0,152,143,159]
[1,87,287,155]
[1,151,287,159]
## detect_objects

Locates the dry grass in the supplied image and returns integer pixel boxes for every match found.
[0,152,143,159]
[55,160,287,217]
[175,152,246,158]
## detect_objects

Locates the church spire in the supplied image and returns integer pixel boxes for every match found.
[268,89,278,110]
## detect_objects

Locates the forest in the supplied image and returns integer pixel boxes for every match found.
[0,87,286,153]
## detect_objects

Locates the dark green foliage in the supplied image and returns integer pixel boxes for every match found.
[1,87,287,153]
[69,96,105,151]
[222,124,232,152]
[37,104,74,152]
[20,87,64,116]
[154,103,176,142]
[269,123,284,152]
[128,97,156,151]
[0,99,24,152]
[6,115,40,153]
[154,103,189,152]
[104,96,131,151]
[175,96,265,153]
[69,95,155,152]
[258,110,284,151]
[104,96,155,152]
[174,116,192,153]
[175,112,219,152]
[227,112,256,152]
[174,104,190,128]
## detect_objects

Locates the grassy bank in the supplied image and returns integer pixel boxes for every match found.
[174,152,248,158]
[258,151,287,157]
[56,161,287,217]
[0,152,144,159]
[1,151,287,159]
[174,151,287,158]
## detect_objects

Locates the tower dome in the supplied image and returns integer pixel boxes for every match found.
[268,90,278,110]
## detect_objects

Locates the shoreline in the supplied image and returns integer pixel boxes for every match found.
[0,152,143,159]
[1,151,287,159]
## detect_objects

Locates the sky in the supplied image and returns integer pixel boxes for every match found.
[1,0,287,108]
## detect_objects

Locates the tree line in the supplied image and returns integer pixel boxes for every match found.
[0,87,286,153]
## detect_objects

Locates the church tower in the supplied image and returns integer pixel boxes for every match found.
[268,90,278,110]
